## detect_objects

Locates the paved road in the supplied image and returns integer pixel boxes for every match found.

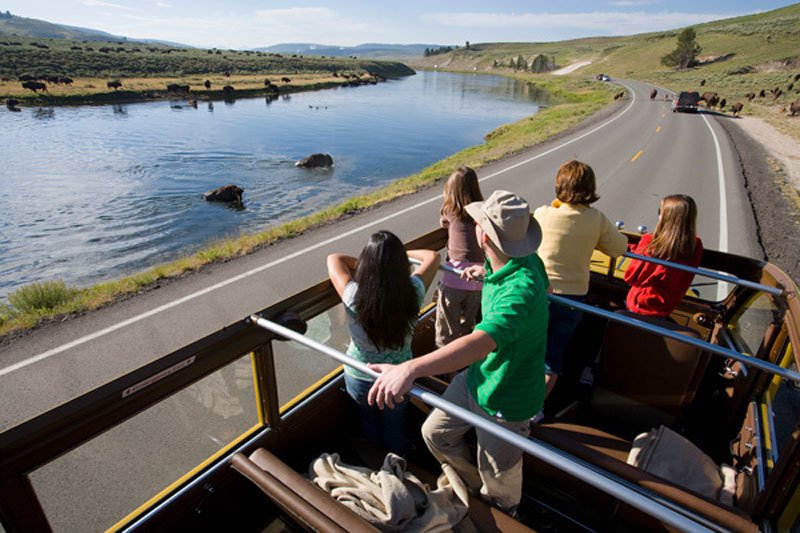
[0,78,763,530]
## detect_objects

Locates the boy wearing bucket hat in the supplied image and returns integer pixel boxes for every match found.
[368,190,549,514]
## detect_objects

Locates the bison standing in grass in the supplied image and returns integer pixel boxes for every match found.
[730,102,744,116]
[790,100,800,117]
[204,79,211,90]
[107,80,122,90]
[21,80,47,93]
[281,77,291,83]
[746,92,756,101]
[718,98,726,111]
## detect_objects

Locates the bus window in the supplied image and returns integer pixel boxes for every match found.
[728,292,779,355]
[27,353,260,532]
[274,309,347,412]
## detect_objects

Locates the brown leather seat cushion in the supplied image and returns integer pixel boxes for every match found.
[593,311,709,426]
[231,449,378,533]
[530,421,757,533]
[234,447,534,532]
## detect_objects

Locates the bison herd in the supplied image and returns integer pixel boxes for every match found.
[645,71,800,118]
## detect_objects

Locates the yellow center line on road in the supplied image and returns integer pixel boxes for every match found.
[656,126,662,133]
[631,150,643,162]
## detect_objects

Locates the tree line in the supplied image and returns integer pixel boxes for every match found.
[492,54,556,73]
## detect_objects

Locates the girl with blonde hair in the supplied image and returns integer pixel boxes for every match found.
[625,194,703,317]
[435,166,485,347]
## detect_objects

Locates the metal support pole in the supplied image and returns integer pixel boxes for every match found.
[414,259,798,383]
[249,315,716,532]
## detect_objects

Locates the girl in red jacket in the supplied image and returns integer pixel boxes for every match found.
[625,194,703,318]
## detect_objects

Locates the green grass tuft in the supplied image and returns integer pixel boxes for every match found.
[7,280,80,314]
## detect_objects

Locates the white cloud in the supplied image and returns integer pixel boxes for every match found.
[421,10,743,35]
[156,1,171,7]
[609,0,659,6]
[83,0,134,11]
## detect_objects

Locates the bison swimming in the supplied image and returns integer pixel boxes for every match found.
[203,184,244,203]
[295,153,334,168]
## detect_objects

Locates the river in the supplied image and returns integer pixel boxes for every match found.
[0,71,547,299]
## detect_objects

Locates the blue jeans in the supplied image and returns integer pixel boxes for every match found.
[344,373,409,455]
[544,295,585,375]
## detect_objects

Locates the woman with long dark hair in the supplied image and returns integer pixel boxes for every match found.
[327,231,439,454]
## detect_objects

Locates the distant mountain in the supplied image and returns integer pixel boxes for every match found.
[0,11,186,46]
[254,42,448,59]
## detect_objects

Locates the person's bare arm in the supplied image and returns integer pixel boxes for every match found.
[367,330,496,409]
[406,249,440,290]
[326,254,357,298]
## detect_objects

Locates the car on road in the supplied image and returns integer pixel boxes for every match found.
[596,73,611,82]
[672,91,700,113]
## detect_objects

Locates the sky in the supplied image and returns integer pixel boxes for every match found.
[2,1,797,49]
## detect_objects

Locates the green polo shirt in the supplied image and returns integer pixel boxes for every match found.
[468,253,549,421]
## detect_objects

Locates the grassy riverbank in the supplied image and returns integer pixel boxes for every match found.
[0,74,615,338]
[0,33,414,105]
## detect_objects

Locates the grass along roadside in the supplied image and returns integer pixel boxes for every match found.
[0,75,615,339]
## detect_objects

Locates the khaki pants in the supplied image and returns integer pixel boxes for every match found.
[421,371,530,514]
[435,285,482,348]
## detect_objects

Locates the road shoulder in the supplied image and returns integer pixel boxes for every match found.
[718,118,800,282]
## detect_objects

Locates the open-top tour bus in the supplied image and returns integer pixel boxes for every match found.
[1,226,799,532]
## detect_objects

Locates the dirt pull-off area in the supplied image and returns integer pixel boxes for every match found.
[719,117,800,283]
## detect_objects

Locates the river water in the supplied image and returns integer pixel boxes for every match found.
[0,71,546,299]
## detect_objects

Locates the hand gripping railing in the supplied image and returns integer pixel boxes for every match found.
[423,259,800,384]
[249,314,719,532]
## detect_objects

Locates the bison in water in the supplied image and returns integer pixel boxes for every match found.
[650,88,657,100]
[203,184,244,203]
[296,153,334,168]
[730,102,744,116]
[107,80,122,90]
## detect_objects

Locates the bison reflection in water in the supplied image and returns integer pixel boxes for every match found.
[112,104,128,116]
[33,107,55,119]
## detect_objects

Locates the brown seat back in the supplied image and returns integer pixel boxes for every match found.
[591,311,710,427]
[231,449,378,533]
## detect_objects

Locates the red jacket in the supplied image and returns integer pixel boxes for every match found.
[624,234,703,317]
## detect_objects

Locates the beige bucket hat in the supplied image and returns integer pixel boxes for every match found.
[465,190,542,257]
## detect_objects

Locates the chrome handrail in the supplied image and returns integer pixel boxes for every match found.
[249,315,718,532]
[417,259,799,383]
[548,295,800,384]
[621,251,784,297]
